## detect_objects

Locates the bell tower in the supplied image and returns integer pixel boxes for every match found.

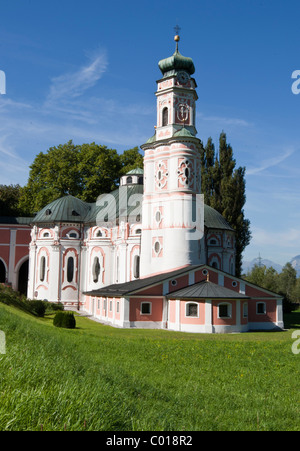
[140,33,205,278]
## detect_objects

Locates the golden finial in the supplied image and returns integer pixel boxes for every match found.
[174,24,181,51]
[206,272,210,282]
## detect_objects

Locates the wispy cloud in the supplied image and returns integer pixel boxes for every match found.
[46,50,108,104]
[198,112,252,127]
[251,226,300,249]
[246,147,295,176]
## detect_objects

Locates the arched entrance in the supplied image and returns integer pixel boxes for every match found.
[18,259,29,295]
[0,260,6,283]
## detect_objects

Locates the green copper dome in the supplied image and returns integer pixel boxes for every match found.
[158,49,195,78]
[33,195,92,224]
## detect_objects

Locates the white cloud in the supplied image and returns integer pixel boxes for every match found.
[251,226,300,249]
[247,147,295,175]
[46,50,108,104]
[198,112,251,127]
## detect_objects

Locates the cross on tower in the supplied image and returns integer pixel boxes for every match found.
[174,24,181,36]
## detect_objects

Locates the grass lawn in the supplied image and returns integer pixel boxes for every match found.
[0,302,299,431]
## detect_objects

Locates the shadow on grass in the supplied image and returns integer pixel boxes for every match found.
[283,309,300,330]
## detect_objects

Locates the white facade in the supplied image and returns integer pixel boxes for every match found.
[27,39,236,309]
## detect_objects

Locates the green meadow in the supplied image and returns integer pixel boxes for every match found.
[0,299,299,431]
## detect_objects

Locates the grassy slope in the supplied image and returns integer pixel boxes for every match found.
[0,302,299,431]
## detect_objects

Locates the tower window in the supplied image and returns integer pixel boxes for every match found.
[40,256,46,282]
[93,257,101,283]
[162,107,168,126]
[127,176,133,184]
[133,255,140,279]
[67,257,74,283]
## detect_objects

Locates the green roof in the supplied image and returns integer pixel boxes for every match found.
[173,127,195,138]
[204,205,234,231]
[33,195,92,224]
[0,216,33,225]
[33,189,232,232]
[84,184,143,224]
[158,49,195,78]
[126,168,144,175]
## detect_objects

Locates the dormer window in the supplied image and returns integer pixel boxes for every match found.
[66,230,79,239]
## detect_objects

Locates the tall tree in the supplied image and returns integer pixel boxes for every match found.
[200,132,251,276]
[18,141,143,215]
[0,184,24,216]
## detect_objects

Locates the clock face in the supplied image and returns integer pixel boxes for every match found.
[177,71,189,84]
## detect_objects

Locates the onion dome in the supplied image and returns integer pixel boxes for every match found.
[158,35,195,78]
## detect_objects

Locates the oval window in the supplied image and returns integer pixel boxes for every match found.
[67,257,74,283]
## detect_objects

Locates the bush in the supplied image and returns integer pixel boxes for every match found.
[53,311,76,329]
[28,300,47,317]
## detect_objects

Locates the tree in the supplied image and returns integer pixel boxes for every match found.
[200,132,251,276]
[119,147,144,175]
[278,263,297,300]
[18,141,143,215]
[244,264,279,292]
[0,184,25,216]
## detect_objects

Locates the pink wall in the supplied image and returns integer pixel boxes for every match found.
[248,299,277,323]
[180,300,205,325]
[130,297,163,322]
[212,300,236,326]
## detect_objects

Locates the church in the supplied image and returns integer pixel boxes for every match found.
[24,35,284,333]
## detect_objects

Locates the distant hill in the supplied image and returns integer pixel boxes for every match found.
[243,255,300,277]
[242,258,283,275]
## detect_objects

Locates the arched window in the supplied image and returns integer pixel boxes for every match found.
[0,259,6,283]
[212,261,219,269]
[186,303,198,317]
[162,107,168,126]
[218,303,232,319]
[127,176,133,184]
[93,257,101,283]
[256,302,266,315]
[133,255,140,279]
[40,256,46,282]
[67,257,74,283]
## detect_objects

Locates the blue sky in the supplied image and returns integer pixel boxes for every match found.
[0,0,300,267]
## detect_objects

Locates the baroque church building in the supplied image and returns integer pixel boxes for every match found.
[25,36,284,333]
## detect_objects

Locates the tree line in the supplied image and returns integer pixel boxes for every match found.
[244,262,300,311]
[0,133,250,276]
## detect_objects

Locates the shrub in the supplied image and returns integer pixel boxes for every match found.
[53,311,76,329]
[28,300,47,317]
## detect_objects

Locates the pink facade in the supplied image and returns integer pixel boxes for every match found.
[0,220,31,294]
[86,265,284,333]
